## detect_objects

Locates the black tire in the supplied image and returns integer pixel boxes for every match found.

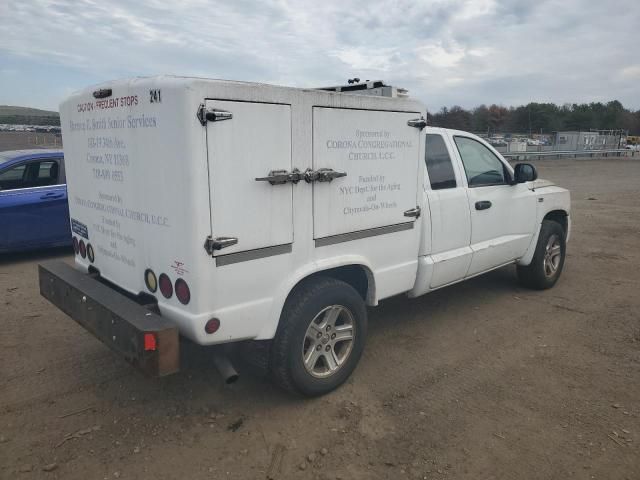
[517,219,566,290]
[270,276,367,397]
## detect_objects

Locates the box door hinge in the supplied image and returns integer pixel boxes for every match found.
[407,117,427,130]
[204,236,238,255]
[197,104,233,126]
[403,206,421,218]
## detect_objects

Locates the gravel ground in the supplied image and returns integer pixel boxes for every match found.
[1,157,639,479]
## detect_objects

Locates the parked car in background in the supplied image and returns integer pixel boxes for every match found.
[0,149,70,253]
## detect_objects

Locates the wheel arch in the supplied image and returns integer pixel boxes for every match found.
[256,259,376,340]
[518,207,570,266]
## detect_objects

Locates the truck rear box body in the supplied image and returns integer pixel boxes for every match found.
[59,76,426,345]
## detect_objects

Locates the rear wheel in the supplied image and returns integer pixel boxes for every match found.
[517,219,566,289]
[270,277,367,396]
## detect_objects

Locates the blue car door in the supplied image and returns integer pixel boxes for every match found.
[0,158,69,251]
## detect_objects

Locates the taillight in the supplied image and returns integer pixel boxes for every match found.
[145,269,157,293]
[159,273,173,298]
[205,318,220,334]
[79,240,86,258]
[143,333,157,351]
[72,237,79,254]
[175,278,190,305]
[87,243,95,263]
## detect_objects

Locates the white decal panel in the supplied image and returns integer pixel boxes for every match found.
[60,82,205,298]
[312,107,421,239]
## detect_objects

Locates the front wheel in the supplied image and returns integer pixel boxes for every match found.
[270,277,367,396]
[517,219,566,290]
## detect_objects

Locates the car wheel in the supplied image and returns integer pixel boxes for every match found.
[270,276,367,396]
[517,219,566,290]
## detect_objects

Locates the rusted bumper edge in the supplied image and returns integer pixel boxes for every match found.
[39,261,179,377]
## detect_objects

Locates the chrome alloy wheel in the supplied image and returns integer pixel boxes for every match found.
[543,234,562,277]
[302,305,355,378]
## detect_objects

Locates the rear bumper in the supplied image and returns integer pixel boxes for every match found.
[39,261,179,377]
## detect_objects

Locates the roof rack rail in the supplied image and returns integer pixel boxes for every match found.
[316,80,408,98]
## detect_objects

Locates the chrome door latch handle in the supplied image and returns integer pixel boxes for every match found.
[256,168,346,185]
[255,168,303,185]
[304,168,347,183]
[404,206,421,218]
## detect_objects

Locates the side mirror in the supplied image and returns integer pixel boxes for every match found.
[513,163,538,183]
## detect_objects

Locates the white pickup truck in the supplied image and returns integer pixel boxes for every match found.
[40,77,570,396]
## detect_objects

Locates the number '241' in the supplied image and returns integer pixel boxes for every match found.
[149,89,161,104]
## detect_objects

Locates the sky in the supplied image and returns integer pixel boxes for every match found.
[1,0,639,112]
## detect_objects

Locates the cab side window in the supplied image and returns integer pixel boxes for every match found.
[425,134,457,190]
[454,136,508,187]
[0,160,59,191]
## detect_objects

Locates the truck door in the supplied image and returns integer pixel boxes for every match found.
[205,100,293,257]
[312,107,422,243]
[423,131,473,288]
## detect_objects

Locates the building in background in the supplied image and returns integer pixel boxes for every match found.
[554,130,626,151]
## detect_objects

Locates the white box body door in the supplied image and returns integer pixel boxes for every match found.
[312,107,421,239]
[205,100,292,255]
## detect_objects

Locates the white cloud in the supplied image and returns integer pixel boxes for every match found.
[332,47,404,72]
[620,65,640,81]
[416,42,467,69]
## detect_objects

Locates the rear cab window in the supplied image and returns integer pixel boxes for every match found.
[425,134,457,190]
[453,136,511,187]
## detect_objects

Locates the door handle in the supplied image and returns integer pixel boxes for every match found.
[304,168,347,183]
[475,200,492,210]
[40,192,64,199]
[255,168,302,185]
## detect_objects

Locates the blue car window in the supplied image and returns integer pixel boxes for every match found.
[0,164,26,183]
[0,160,59,191]
[35,161,59,186]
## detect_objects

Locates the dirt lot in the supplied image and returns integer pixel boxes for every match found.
[1,157,639,479]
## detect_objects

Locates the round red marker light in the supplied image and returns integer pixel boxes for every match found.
[159,273,173,298]
[87,243,95,263]
[175,278,191,305]
[205,318,220,334]
[79,240,86,258]
[72,237,79,254]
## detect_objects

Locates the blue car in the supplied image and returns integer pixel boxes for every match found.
[0,149,71,253]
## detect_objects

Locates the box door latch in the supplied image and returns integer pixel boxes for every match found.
[204,236,238,255]
[255,168,346,185]
[197,104,233,126]
[255,168,303,185]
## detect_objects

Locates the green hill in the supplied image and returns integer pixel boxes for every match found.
[0,105,60,126]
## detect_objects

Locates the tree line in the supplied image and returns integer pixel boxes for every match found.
[427,100,640,135]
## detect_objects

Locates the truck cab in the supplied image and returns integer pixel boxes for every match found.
[41,77,570,396]
[411,127,570,296]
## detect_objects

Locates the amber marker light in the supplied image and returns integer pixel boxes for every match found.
[145,269,157,293]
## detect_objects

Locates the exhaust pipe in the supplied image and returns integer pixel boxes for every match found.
[213,353,239,384]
